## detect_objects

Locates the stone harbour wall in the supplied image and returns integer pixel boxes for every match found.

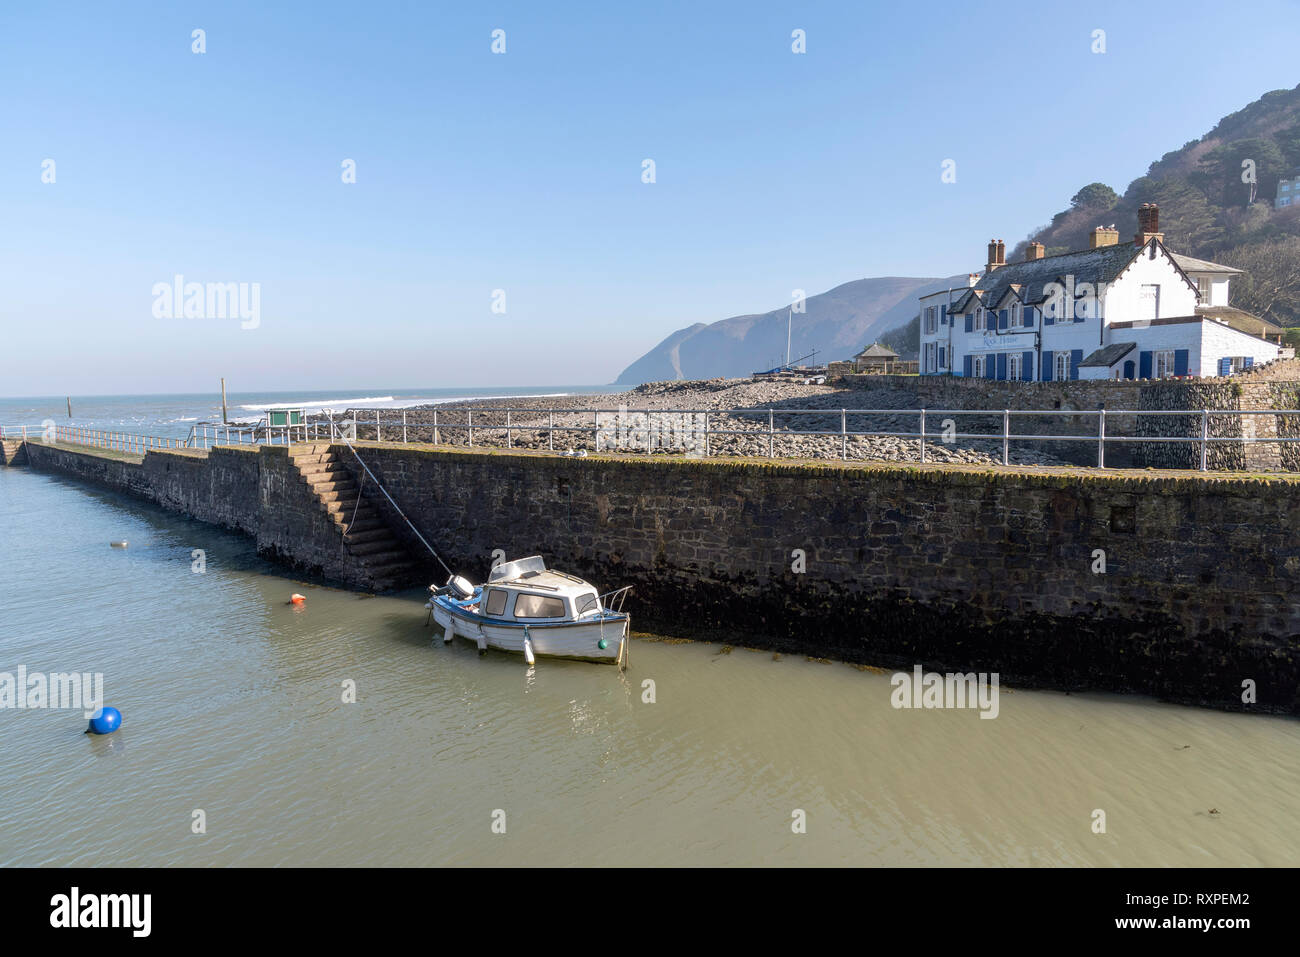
[18,438,1300,713]
[842,373,1300,471]
[346,443,1300,714]
[21,441,375,586]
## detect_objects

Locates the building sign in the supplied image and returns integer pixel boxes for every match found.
[979,332,1036,352]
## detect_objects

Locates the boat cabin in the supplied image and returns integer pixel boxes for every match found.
[478,556,603,622]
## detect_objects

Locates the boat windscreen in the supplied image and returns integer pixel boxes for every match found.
[488,555,547,583]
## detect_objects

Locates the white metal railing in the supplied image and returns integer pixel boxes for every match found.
[0,421,339,454]
[330,405,1300,471]
[8,406,1300,471]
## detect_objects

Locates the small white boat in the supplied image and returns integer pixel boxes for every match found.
[426,556,631,667]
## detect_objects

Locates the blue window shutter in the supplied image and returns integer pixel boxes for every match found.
[1139,351,1152,379]
[1218,357,1231,376]
[940,305,947,325]
[965,314,973,333]
[1023,308,1034,328]
[1022,351,1034,381]
[964,355,972,377]
[1244,356,1254,369]
[1174,349,1189,377]
[1070,349,1082,380]
[1044,309,1054,326]
[997,353,1007,380]
[999,309,1008,330]
[1042,350,1054,382]
[938,347,945,367]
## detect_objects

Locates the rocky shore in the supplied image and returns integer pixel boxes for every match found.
[318,378,1074,467]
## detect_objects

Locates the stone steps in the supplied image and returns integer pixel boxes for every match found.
[314,486,361,503]
[307,479,358,495]
[288,444,418,591]
[296,462,350,477]
[343,527,394,545]
[1,440,28,467]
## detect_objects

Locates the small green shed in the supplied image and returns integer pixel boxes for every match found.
[267,409,305,427]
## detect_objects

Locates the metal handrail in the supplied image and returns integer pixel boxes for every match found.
[319,409,454,578]
[326,404,1300,470]
[11,403,1300,472]
[598,585,633,615]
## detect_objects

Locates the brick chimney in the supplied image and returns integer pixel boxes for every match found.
[1134,203,1164,246]
[986,239,1005,272]
[1026,241,1045,261]
[1090,226,1119,249]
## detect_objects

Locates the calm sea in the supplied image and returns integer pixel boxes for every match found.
[0,386,612,442]
[1,393,1298,865]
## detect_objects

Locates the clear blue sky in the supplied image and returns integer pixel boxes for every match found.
[2,0,1296,396]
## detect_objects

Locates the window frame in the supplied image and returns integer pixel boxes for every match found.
[1008,353,1022,381]
[1055,352,1069,382]
[1155,349,1176,379]
[1139,283,1161,321]
[484,588,508,617]
[512,592,568,619]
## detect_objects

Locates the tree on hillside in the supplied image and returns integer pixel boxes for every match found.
[1070,183,1119,210]
[1192,137,1286,207]
[1218,236,1300,327]
[1273,120,1300,172]
[1121,177,1223,252]
[879,315,919,360]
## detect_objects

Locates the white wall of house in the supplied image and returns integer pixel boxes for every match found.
[1198,320,1282,375]
[1094,320,1280,378]
[1101,247,1198,321]
[919,290,955,374]
[929,239,1267,381]
[1038,309,1102,380]
[1186,274,1232,307]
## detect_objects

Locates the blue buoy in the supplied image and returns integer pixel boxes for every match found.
[86,707,122,735]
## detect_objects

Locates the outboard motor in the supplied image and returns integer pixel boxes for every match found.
[447,575,475,600]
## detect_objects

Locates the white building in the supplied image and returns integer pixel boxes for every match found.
[1277,174,1300,209]
[920,204,1284,381]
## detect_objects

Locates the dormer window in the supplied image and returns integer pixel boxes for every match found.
[1010,303,1022,328]
[1197,276,1210,303]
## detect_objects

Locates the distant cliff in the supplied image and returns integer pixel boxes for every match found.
[615,275,964,383]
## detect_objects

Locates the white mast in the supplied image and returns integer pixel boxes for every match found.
[786,308,792,368]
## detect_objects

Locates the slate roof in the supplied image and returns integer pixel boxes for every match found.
[856,343,899,358]
[948,242,1152,314]
[1079,342,1137,367]
[1196,305,1284,337]
[1170,254,1242,275]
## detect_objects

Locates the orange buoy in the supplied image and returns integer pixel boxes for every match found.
[290,593,306,605]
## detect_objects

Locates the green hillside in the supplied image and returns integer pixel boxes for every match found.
[1008,83,1300,327]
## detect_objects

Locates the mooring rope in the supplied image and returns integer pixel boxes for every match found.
[321,410,455,579]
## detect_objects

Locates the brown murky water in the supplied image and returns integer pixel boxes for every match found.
[2,465,1297,866]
